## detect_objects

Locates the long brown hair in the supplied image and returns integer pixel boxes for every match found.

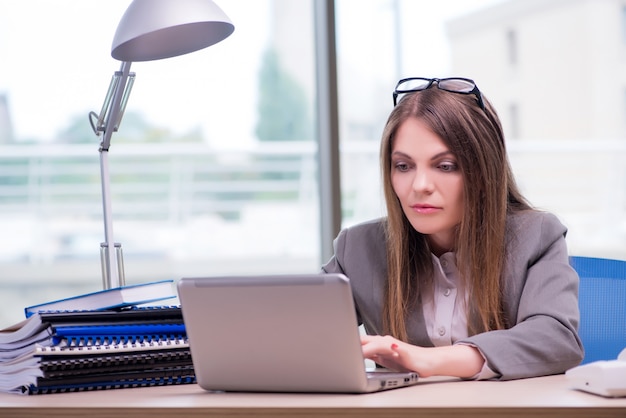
[380,86,531,341]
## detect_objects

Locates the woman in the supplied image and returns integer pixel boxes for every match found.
[321,77,583,380]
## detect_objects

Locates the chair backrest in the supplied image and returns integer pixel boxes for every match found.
[569,256,626,364]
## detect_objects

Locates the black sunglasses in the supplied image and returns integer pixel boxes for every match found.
[392,77,486,111]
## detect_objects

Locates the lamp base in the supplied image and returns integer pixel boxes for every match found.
[100,242,126,289]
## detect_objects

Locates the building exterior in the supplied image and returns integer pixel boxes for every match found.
[0,94,13,143]
[446,0,626,141]
[446,0,626,258]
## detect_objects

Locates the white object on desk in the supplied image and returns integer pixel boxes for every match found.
[565,347,626,397]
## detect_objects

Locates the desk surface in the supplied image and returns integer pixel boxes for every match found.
[0,374,625,418]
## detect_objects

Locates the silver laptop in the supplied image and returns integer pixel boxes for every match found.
[177,273,419,393]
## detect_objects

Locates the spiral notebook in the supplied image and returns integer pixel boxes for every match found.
[178,273,420,393]
[0,306,193,394]
[2,339,194,394]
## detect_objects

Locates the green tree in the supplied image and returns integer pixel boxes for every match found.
[255,48,312,142]
[55,111,203,144]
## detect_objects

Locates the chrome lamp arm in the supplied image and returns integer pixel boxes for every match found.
[88,61,136,289]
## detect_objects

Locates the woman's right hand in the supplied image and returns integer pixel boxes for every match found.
[360,334,484,378]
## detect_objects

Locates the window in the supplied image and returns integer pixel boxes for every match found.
[335,0,626,258]
[0,0,319,325]
[506,28,518,66]
[509,102,520,139]
[1,0,625,328]
[622,5,626,44]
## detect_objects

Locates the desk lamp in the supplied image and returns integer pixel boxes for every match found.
[89,0,234,289]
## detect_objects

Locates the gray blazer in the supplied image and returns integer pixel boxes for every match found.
[321,210,584,380]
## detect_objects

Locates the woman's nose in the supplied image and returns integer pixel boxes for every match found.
[412,169,434,193]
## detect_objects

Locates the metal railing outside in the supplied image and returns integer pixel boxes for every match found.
[0,139,625,325]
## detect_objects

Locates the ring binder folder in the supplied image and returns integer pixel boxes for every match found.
[0,305,195,395]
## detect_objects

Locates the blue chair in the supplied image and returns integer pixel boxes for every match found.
[569,256,626,364]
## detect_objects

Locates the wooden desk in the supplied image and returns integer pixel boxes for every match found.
[0,374,624,418]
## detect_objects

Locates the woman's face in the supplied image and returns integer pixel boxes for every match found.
[390,117,464,254]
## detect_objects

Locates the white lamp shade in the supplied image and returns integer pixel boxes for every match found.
[111,0,235,62]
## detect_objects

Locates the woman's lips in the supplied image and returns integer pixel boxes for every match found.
[410,204,441,214]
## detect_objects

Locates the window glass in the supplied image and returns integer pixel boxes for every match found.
[2,0,625,328]
[336,0,626,260]
[0,0,318,325]
[336,0,510,226]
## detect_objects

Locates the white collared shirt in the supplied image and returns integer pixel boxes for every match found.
[421,252,499,380]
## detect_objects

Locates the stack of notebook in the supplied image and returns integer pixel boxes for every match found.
[0,280,195,394]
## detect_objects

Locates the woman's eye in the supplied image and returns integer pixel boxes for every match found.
[438,162,458,172]
[394,162,410,172]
